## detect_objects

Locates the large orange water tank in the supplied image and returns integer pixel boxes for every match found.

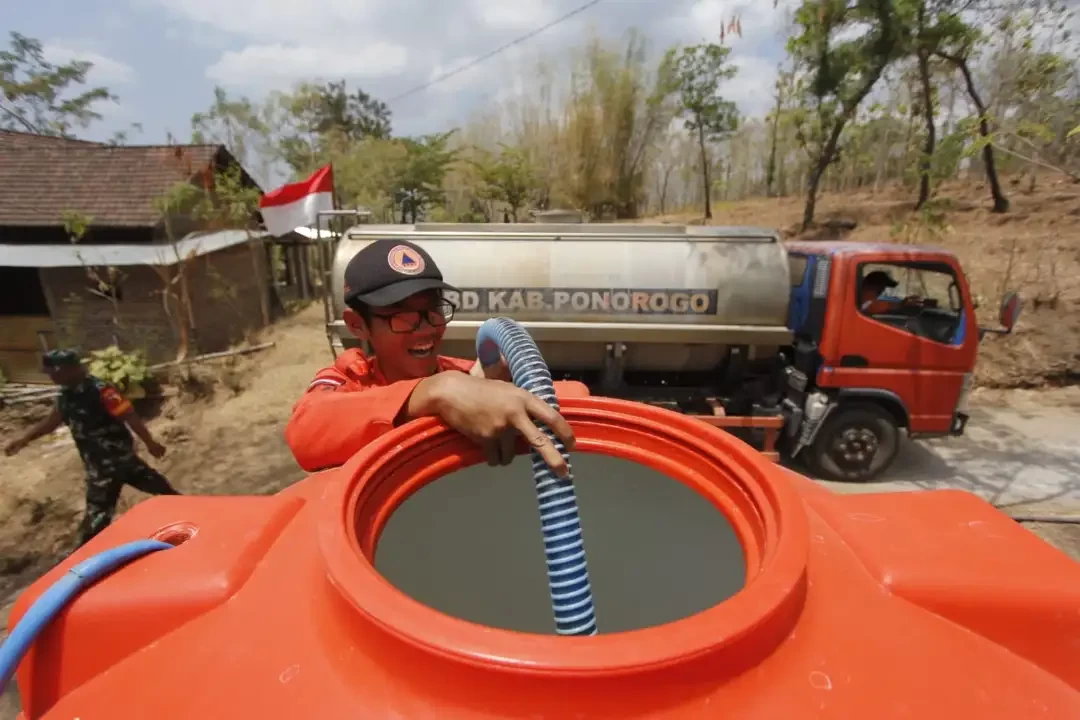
[9,395,1080,718]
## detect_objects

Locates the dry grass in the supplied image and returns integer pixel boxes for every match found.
[647,177,1080,390]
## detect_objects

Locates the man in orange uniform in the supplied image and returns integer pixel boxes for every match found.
[285,239,586,475]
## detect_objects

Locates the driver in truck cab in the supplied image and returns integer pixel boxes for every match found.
[860,270,922,315]
[285,239,586,475]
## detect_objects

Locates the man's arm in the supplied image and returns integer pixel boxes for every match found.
[120,410,166,458]
[864,296,923,315]
[285,379,428,472]
[285,369,591,474]
[5,407,63,456]
[99,385,166,458]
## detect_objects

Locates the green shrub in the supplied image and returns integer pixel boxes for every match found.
[88,346,149,398]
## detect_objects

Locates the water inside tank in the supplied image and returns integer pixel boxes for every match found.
[373,452,746,635]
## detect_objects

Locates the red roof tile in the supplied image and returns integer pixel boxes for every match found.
[0,129,105,150]
[0,135,230,227]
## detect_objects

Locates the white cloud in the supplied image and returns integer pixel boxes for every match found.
[42,42,137,86]
[671,1,791,118]
[426,56,480,95]
[725,54,781,118]
[206,43,409,89]
[95,99,130,119]
[471,0,556,30]
[149,0,379,42]
[141,0,799,141]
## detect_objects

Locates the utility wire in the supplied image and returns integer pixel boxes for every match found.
[388,0,603,104]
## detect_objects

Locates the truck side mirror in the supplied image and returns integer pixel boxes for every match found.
[999,291,1023,333]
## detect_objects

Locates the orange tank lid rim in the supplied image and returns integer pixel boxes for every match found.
[317,395,812,677]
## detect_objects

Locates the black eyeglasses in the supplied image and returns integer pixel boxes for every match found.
[372,300,455,333]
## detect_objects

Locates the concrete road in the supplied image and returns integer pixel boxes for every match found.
[814,401,1080,514]
[807,395,1080,560]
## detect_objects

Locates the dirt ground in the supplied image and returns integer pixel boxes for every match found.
[1,180,1078,715]
[0,304,325,606]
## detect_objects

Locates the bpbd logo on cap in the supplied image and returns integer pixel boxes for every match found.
[387,244,425,276]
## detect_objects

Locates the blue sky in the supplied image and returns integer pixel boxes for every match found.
[9,1,792,160]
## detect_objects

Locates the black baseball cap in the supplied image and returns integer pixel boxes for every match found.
[342,238,457,308]
[864,270,898,289]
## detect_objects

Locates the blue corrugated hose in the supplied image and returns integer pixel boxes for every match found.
[476,317,598,636]
[0,539,173,694]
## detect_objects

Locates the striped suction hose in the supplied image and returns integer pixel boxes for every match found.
[476,317,598,637]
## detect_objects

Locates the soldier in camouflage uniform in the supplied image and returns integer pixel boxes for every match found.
[5,349,181,546]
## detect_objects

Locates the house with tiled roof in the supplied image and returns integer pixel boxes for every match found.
[0,130,290,382]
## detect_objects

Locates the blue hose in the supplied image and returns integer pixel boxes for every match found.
[0,539,173,694]
[476,317,598,636]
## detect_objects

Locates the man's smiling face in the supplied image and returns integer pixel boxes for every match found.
[345,289,450,379]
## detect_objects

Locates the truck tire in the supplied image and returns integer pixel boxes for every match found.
[805,403,900,482]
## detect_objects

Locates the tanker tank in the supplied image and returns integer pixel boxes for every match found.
[328,223,795,375]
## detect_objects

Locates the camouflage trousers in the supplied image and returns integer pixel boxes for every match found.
[79,455,180,546]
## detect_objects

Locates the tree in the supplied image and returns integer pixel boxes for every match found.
[961,1,1080,188]
[191,87,273,182]
[673,43,740,220]
[152,183,203,362]
[788,0,904,230]
[910,0,939,208]
[266,81,393,176]
[932,5,1009,211]
[551,32,679,218]
[394,131,459,223]
[314,80,392,140]
[319,130,406,219]
[0,31,115,136]
[765,64,796,197]
[470,144,539,221]
[891,0,1004,209]
[63,210,124,344]
[193,164,272,327]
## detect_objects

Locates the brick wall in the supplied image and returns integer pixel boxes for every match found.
[39,240,270,363]
[41,264,177,363]
[187,240,268,351]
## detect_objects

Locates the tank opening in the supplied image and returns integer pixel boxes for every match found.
[151,522,197,547]
[373,452,746,635]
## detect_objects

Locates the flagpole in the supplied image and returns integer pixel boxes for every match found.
[317,164,335,357]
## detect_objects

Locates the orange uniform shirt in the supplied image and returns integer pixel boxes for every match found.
[285,348,589,472]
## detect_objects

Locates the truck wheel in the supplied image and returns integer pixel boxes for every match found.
[806,403,900,482]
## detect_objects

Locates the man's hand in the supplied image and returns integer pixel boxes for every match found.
[470,356,512,382]
[409,372,575,476]
[4,438,27,457]
[146,439,167,459]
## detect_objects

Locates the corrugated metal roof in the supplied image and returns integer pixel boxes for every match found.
[292,226,338,240]
[0,229,264,268]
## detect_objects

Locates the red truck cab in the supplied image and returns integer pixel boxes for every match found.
[781,241,1021,482]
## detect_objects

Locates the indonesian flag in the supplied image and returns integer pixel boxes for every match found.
[259,164,335,237]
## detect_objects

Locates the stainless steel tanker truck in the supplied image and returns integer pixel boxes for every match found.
[323,221,1021,483]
